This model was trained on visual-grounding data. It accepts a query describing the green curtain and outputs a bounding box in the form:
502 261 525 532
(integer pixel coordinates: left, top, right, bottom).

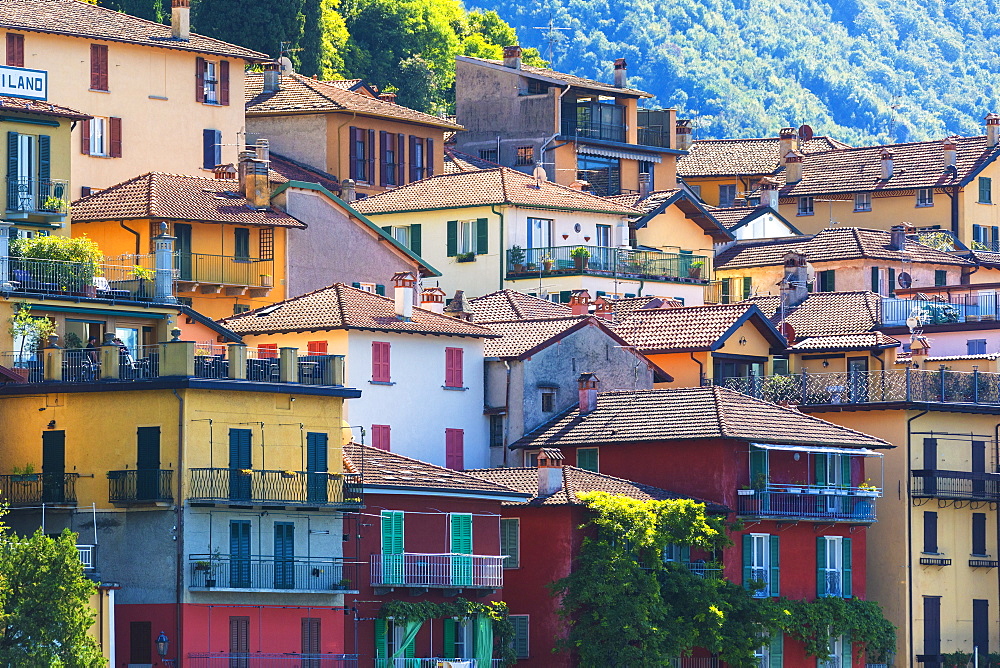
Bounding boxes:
390 620 422 660
474 614 493 667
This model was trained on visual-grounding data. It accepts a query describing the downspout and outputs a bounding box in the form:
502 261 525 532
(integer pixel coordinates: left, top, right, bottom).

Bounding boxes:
945 182 960 237
906 409 929 667
119 221 142 256
689 352 704 386
539 86 574 178
172 389 186 665
491 204 505 289
502 360 512 467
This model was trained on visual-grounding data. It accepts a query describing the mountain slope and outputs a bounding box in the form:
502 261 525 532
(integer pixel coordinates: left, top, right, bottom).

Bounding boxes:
475 0 1000 145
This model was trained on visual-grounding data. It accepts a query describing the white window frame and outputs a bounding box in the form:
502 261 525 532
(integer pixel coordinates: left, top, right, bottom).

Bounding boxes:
453 618 474 658
750 533 770 598
458 220 477 254
917 188 934 207
390 226 409 248
798 196 814 215
386 619 405 657
596 224 612 247
90 117 108 157
526 217 553 249
818 633 846 668
203 60 219 104
663 543 682 563
854 193 871 212
358 282 376 293
823 536 844 597
755 638 770 667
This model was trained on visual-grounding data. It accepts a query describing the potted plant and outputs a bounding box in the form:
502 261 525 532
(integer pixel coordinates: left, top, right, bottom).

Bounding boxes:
11 463 38 483
132 265 155 299
239 468 253 476
751 472 770 492
41 196 67 213
259 274 273 287
10 234 102 294
570 246 591 270
687 260 704 279
542 254 554 272
194 560 211 572
509 245 525 272
7 302 54 379
857 480 879 497
336 578 352 590
281 470 297 479
456 251 476 263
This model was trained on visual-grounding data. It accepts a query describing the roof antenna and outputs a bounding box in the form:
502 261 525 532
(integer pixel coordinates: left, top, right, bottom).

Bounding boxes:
532 16 570 64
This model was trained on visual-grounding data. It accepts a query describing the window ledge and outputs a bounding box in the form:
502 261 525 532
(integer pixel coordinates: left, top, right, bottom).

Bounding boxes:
916 203 934 208
978 202 995 205
148 95 168 101
88 89 110 94
797 212 814 216
442 385 468 391
369 380 395 386
853 209 871 213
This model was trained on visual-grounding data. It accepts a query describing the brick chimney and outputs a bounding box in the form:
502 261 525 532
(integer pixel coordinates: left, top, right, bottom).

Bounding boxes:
880 148 894 180
578 372 600 414
593 296 613 320
244 158 270 209
420 286 446 314
392 271 416 321
759 176 780 208
889 224 915 251
171 0 190 41
341 178 356 202
379 93 397 104
784 150 804 183
613 58 627 88
537 448 564 497
943 137 957 169
569 289 591 315
569 179 590 191
676 119 693 151
503 45 522 70
778 128 798 165
987 113 1000 148
263 62 281 93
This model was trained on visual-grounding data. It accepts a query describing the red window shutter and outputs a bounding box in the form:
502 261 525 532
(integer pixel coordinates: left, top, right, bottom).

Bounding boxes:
6 34 24 68
372 341 390 382
426 137 434 176
445 429 464 470
372 425 391 451
445 347 463 388
195 57 205 103
219 60 230 106
307 341 328 355
367 129 376 184
379 131 388 187
90 44 108 91
397 133 406 185
259 343 278 359
108 117 122 158
80 120 91 156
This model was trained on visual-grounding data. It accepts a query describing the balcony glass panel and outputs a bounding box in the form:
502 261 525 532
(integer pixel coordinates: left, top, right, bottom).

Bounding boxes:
561 101 626 143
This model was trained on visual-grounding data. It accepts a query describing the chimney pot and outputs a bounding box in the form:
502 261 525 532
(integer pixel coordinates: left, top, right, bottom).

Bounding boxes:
889 224 912 251
942 137 957 169
577 372 600 414
341 178 356 203
392 272 416 320
443 290 472 321
593 297 613 320
784 150 804 183
378 93 397 104
254 138 270 164
214 163 237 180
613 58 627 88
569 289 591 316
986 113 1000 148
778 127 799 165
263 62 281 93
536 448 564 496
759 176 780 208
503 45 522 70
244 158 270 209
675 119 693 151
171 0 190 41
420 286 447 314
880 148 894 180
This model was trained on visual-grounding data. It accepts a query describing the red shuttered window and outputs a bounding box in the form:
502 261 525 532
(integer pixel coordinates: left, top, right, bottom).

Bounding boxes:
307 341 328 355
6 34 24 68
372 341 391 382
90 44 109 91
108 117 122 158
195 56 205 102
372 424 391 451
258 343 278 359
445 347 463 388
445 428 464 470
219 60 230 105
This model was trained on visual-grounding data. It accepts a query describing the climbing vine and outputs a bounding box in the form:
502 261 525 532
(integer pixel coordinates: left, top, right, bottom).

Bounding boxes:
378 598 516 666
771 596 896 663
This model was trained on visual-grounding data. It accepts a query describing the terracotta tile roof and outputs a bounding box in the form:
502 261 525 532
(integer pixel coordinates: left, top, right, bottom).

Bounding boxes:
458 56 652 98
510 386 890 450
613 303 782 353
780 136 1000 196
268 152 341 194
343 443 526 498
352 167 643 216
608 189 684 215
219 282 496 337
677 136 850 177
483 316 593 358
714 227 972 270
705 206 760 230
324 79 363 90
609 296 680 322
790 331 901 351
71 172 305 227
746 292 883 338
926 353 1000 361
443 148 501 174
0 96 89 120
0 0 267 59
468 290 572 323
962 249 1000 267
245 73 463 129
465 465 726 509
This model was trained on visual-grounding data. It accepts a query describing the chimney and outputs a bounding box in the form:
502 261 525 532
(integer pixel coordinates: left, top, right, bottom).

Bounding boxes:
613 58 627 88
780 252 809 309
244 158 270 209
759 176 780 208
943 137 957 169
214 163 237 180
171 0 190 41
443 290 472 321
889 224 916 252
778 128 798 165
569 179 590 191
577 372 600 415
341 178 356 202
639 172 651 198
392 271 416 320
880 148 894 180
593 297 613 320
254 138 270 164
263 62 281 93
784 150 804 183
987 113 1000 148
503 45 522 70
237 149 255 195
676 119 693 151
569 289 591 316
378 93 397 104
420 286 446 314
537 448 565 497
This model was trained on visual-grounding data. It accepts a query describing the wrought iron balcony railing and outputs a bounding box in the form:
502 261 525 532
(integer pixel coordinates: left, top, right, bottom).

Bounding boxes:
0 472 78 505
3 255 157 301
748 566 769 598
911 469 1000 501
736 487 878 523
188 468 362 507
375 660 503 668
370 553 506 589
174 253 274 288
6 177 69 215
821 570 843 597
189 554 356 591
108 469 173 504
506 245 710 284
188 653 358 668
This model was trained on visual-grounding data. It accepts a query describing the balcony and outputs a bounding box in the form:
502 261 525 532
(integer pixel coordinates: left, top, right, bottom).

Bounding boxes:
719 368 1000 406
637 127 671 149
188 554 356 593
506 246 711 284
187 468 362 508
188 654 358 668
3 256 160 301
370 553 505 591
172 253 274 296
561 119 626 144
77 544 96 572
107 469 173 504
0 472 78 506
736 487 878 523
911 470 1000 501
6 177 69 220
881 295 999 327
375 660 503 668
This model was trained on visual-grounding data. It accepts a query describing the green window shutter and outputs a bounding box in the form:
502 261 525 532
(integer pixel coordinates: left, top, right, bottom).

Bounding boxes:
476 218 488 254
981 177 993 203
447 220 458 256
769 633 783 668
38 135 50 184
935 269 947 287
871 267 879 293
816 537 827 597
680 544 692 564
511 615 530 658
375 284 385 296
742 276 752 299
888 268 896 295
721 278 731 304
443 618 456 658
828 270 836 291
814 454 827 486
842 537 852 598
840 455 851 488
750 447 767 482
742 534 752 589
576 448 598 472
351 282 361 289
7 131 17 184
381 225 392 235
841 632 852 668
405 635 415 659
410 224 422 256
375 618 386 658
381 510 404 554
769 535 780 597
450 513 473 554
501 518 519 568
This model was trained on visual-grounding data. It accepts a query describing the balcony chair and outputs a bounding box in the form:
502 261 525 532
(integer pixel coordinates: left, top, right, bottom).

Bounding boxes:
93 276 130 299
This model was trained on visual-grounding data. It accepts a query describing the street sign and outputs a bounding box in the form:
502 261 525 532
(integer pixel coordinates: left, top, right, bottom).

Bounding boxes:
0 65 47 101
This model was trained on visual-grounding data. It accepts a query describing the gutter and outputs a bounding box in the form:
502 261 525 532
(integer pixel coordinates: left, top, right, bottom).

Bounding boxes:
172 389 186 665
906 409 928 667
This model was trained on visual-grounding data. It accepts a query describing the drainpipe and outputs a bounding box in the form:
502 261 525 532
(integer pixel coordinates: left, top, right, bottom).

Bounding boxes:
944 183 960 237
538 86 574 179
119 221 142 256
334 111 359 186
689 352 704 386
172 389 186 664
906 409 929 667
502 360 512 467
491 204 505 289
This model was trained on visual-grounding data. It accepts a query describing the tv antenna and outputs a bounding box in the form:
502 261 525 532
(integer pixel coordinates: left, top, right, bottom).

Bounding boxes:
532 18 570 64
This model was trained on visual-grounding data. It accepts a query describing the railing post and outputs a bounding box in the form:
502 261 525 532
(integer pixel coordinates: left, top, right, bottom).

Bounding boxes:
279 347 298 383
905 365 911 402
100 335 120 380
159 328 194 377
227 344 247 380
800 369 808 404
43 339 63 382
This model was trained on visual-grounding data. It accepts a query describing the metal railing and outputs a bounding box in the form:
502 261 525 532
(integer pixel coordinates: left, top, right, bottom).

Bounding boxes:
669 659 720 668
911 470 1000 501
687 561 723 580
107 469 173 503
187 468 362 507
188 653 358 668
0 472 78 505
506 245 711 283
4 256 157 300
77 544 96 571
298 355 345 386
370 553 505 589
561 119 626 143
821 570 843 597
174 253 274 287
736 488 878 522
638 127 671 148
0 350 42 381
375 660 503 668
748 566 769 597
881 296 988 326
189 554 355 591
6 177 69 215
720 369 1000 406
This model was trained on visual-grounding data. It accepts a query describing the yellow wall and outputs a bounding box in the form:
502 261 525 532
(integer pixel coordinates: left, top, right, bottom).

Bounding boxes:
87 586 114 663
2 111 74 232
648 350 709 388
714 320 776 363
635 204 717 259
683 174 762 207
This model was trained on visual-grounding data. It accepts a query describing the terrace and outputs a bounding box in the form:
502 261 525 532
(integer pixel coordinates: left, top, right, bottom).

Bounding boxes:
187 468 362 508
506 245 710 284
881 295 994 327
0 472 78 506
188 554 357 593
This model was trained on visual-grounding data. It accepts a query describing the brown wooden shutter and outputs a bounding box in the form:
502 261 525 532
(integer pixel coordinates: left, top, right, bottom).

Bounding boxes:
409 135 418 181
219 60 230 106
379 130 388 186
229 616 250 653
367 129 375 184
348 126 358 180
91 44 109 91
195 57 205 103
109 117 122 158
80 120 91 155
426 137 434 176
6 34 24 68
397 133 406 185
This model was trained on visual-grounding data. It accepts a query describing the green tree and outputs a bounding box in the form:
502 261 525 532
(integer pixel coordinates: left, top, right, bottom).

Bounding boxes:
461 10 545 66
0 522 105 667
96 0 163 22
298 0 349 79
191 0 305 60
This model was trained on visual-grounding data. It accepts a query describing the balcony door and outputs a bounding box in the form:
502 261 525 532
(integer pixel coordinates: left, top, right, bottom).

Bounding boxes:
815 453 849 514
136 426 160 501
973 440 986 497
229 616 249 668
41 430 65 503
381 510 405 585
450 513 473 587
526 217 552 251
273 522 294 589
7 131 40 212
228 428 252 501
174 223 192 281
846 357 868 402
229 520 251 588
306 432 328 504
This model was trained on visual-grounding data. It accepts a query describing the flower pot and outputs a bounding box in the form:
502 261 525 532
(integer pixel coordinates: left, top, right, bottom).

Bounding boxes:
513 264 524 273
204 578 216 587
543 260 554 272
574 256 588 270
688 267 702 279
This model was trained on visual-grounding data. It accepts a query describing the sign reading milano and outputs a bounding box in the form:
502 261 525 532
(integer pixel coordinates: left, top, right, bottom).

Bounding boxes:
0 65 47 101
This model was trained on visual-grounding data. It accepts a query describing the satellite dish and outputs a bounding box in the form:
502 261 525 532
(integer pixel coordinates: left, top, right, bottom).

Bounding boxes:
533 164 546 182
798 124 814 141
906 316 920 332
779 321 796 344
898 272 913 288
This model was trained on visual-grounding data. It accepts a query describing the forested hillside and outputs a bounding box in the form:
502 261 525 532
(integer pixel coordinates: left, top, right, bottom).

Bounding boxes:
475 0 1000 145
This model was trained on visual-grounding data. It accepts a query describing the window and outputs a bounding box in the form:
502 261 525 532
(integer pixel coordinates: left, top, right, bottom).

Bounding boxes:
576 447 598 472
596 224 612 247
501 518 519 569
756 634 783 667
450 513 472 560
6 33 24 68
234 228 250 260
577 154 621 196
526 77 548 94
816 269 836 292
307 341 328 355
409 136 426 181
372 424 390 451
924 597 941 664
371 341 390 382
452 618 474 658
259 227 274 260
821 634 850 668
447 219 487 256
489 414 504 447
968 339 987 355
689 184 702 199
350 127 374 182
974 600 990 658
526 217 552 249
718 184 737 207
924 510 938 553
381 510 404 555
980 177 993 204
797 196 814 215
524 451 539 467
541 390 555 413
854 193 871 212
515 146 534 166
196 57 229 105
638 161 655 190
90 44 108 91
973 513 988 556
301 618 321 660
233 303 250 314
870 267 881 294
720 277 732 304
479 148 498 163
743 533 778 597
445 428 464 469
933 269 947 287
82 116 121 158
129 621 152 663
772 357 789 375
202 129 221 169
817 536 851 598
203 60 218 103
510 615 530 659
445 347 464 388
918 188 934 206
379 131 403 186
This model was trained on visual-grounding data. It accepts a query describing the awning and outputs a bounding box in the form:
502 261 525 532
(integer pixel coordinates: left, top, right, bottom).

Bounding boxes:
751 443 883 457
577 145 662 163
